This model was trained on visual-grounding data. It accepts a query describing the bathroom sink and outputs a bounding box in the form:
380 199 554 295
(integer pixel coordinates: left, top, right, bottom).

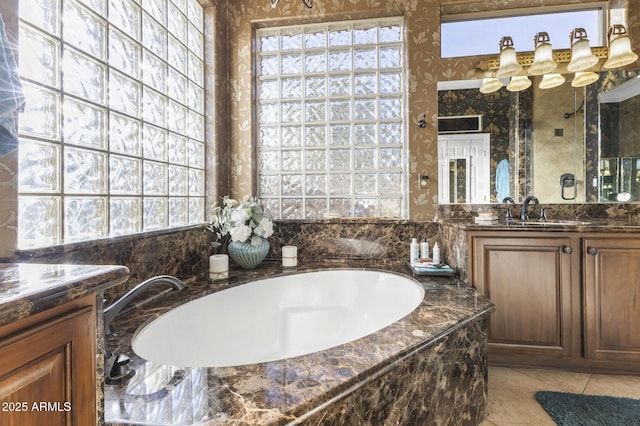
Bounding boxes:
510 219 591 226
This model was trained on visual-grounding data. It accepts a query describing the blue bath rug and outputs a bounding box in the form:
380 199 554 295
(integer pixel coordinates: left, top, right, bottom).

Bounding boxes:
535 390 640 426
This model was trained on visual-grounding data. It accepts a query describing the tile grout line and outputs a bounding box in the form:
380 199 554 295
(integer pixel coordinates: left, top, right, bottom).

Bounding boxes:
581 374 593 394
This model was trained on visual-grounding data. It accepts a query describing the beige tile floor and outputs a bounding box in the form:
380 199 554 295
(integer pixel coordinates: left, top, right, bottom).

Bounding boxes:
481 366 640 425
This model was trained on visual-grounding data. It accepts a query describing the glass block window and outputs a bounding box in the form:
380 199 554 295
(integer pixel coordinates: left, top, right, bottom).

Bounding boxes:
17 0 206 248
256 18 406 219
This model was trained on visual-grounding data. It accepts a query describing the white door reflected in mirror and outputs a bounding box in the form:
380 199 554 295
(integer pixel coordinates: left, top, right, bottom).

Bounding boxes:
438 134 490 204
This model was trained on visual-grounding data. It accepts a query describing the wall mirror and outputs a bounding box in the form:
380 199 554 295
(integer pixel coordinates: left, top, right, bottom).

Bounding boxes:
437 68 640 204
596 71 640 202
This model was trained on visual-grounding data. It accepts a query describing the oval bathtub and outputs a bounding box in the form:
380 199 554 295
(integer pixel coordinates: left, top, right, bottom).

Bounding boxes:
132 269 425 368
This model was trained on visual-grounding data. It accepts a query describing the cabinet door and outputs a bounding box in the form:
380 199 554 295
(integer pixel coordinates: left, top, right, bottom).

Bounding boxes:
0 305 95 426
583 237 640 363
471 235 574 360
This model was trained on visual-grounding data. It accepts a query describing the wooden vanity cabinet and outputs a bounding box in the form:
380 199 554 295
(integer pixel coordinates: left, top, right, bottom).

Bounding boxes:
470 231 640 373
469 233 578 365
583 236 640 369
0 295 97 426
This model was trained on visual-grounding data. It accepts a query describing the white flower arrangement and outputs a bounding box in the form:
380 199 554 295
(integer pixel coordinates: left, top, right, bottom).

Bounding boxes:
207 196 274 250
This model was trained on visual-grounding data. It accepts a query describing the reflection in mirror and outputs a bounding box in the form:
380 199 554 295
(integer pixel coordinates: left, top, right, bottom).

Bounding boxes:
598 73 640 201
449 158 467 203
437 77 583 204
438 69 640 205
530 80 585 204
437 133 490 203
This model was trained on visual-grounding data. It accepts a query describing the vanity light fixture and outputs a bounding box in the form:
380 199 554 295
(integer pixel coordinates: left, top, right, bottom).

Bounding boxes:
506 75 532 92
270 0 313 8
479 77 504 93
528 32 557 75
479 24 639 94
496 37 523 78
539 73 566 89
567 28 599 72
604 24 639 69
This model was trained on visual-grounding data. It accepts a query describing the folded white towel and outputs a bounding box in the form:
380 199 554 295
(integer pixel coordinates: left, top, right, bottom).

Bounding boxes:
475 217 499 224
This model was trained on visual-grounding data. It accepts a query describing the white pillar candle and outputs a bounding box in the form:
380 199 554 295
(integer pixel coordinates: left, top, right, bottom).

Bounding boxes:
209 254 228 281
282 245 297 268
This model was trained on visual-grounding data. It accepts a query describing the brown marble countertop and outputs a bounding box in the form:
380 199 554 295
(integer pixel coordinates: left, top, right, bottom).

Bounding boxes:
104 261 494 426
441 218 640 233
0 263 130 327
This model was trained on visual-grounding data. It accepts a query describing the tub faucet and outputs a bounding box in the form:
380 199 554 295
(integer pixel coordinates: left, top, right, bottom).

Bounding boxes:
104 275 184 358
520 195 539 220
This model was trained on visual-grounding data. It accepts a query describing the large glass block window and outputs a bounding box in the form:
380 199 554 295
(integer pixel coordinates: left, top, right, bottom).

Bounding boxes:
256 18 406 219
17 0 206 248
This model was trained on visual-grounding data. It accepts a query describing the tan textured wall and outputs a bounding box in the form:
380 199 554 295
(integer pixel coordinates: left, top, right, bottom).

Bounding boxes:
225 0 638 220
227 0 470 221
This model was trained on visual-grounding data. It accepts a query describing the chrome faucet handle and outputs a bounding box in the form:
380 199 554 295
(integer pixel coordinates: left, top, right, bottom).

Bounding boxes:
505 207 513 220
539 206 550 220
501 197 515 220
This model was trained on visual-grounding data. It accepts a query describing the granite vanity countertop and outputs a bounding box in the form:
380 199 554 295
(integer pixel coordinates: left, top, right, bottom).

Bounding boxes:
442 217 640 233
104 261 494 426
0 263 130 327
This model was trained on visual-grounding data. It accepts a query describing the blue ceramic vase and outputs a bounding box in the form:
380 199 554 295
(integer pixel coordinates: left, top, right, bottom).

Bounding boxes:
227 237 270 269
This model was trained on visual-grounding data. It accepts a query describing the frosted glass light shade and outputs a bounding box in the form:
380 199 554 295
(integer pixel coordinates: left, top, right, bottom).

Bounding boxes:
479 77 503 93
567 37 599 72
528 34 557 75
539 73 565 89
496 37 522 78
496 47 522 78
507 76 531 92
571 71 599 87
604 34 639 68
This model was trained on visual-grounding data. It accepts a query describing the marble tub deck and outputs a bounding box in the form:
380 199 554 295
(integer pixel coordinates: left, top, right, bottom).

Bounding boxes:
104 261 494 425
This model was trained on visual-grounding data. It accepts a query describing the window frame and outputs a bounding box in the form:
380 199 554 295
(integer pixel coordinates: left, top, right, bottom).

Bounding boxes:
440 2 608 58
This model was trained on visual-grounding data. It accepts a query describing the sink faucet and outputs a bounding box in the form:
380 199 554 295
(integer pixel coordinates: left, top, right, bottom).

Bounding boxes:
104 275 184 358
502 197 515 220
520 195 539 220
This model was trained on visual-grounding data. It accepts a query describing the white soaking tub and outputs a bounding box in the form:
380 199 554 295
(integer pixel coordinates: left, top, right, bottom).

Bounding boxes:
132 269 425 367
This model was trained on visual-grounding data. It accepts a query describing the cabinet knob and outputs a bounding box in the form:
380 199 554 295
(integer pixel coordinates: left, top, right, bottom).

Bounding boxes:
562 246 573 254
588 247 598 255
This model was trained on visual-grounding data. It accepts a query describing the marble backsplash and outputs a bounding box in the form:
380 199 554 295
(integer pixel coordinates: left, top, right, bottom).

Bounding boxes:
8 202 638 301
7 226 212 304
269 218 441 263
438 202 640 221
5 219 446 303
